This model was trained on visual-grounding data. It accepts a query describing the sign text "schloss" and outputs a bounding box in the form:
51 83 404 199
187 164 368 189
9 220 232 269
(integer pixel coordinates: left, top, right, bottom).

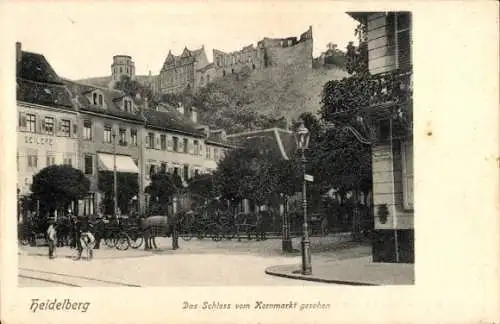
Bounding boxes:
25 135 54 146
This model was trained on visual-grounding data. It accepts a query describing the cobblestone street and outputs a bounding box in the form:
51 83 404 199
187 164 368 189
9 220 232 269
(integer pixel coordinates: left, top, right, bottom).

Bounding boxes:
18 235 370 286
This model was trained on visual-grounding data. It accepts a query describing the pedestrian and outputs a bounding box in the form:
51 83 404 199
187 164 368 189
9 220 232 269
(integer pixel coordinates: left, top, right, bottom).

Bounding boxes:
47 219 57 259
75 216 95 260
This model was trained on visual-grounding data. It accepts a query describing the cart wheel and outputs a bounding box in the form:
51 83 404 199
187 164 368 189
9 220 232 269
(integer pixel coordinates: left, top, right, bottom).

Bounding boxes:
130 234 143 249
115 233 130 251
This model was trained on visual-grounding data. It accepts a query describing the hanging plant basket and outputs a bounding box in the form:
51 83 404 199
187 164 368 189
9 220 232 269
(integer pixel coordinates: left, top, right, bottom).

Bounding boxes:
377 204 389 224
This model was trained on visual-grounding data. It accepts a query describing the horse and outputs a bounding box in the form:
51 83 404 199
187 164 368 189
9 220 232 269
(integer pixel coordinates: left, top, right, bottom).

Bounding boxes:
140 215 173 250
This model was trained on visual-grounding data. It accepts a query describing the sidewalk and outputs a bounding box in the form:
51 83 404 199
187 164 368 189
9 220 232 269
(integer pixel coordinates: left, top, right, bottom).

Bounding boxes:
265 256 414 285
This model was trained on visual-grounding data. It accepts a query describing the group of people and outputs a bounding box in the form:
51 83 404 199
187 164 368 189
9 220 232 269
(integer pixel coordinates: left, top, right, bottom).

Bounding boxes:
46 211 96 260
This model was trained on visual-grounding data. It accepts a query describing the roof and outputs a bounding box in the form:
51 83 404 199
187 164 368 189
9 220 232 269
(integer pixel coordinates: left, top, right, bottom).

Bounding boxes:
227 128 296 160
163 47 205 68
64 80 144 122
17 78 75 109
196 63 214 73
17 51 64 84
346 11 376 22
206 130 238 148
142 107 205 137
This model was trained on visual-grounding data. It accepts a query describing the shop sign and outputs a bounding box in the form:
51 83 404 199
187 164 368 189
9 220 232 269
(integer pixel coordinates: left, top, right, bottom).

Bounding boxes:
24 135 54 146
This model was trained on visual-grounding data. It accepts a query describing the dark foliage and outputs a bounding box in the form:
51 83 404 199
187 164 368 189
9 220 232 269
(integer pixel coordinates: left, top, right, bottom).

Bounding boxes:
31 165 90 216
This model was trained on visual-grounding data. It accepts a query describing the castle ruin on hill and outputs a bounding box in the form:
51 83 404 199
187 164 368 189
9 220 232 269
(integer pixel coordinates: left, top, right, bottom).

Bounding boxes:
108 26 313 96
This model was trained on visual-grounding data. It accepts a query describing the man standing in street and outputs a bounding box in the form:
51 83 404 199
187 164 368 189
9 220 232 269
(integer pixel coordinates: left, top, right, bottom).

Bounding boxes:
46 219 57 259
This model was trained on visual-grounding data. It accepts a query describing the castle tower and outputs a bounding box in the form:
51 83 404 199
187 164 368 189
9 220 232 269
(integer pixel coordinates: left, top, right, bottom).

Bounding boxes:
111 55 136 82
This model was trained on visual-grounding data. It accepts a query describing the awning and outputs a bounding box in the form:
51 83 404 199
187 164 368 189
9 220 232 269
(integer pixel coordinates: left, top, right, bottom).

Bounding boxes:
97 153 139 173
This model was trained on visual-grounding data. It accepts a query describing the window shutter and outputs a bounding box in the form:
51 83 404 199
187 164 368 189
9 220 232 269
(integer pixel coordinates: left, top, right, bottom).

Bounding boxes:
19 112 27 128
189 140 194 155
54 119 60 136
199 143 203 156
35 114 42 133
73 124 78 137
167 136 173 151
145 135 149 148
156 135 160 150
145 163 150 179
41 119 46 132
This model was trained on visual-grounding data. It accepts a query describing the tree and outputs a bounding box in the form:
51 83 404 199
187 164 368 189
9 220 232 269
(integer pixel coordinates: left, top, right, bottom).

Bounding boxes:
114 75 154 102
31 165 90 217
98 172 139 215
345 23 368 75
188 173 218 202
145 172 182 215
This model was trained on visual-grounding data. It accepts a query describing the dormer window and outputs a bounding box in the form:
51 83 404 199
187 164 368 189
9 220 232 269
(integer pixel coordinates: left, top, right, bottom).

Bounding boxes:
98 94 103 106
93 93 97 105
123 99 133 112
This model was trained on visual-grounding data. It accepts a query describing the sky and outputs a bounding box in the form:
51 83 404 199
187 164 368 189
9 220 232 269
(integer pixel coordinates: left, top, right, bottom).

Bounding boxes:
8 1 358 80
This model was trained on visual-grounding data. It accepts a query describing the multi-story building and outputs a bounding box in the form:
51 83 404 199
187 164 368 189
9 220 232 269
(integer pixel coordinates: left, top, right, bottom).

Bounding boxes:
65 81 145 216
16 43 80 220
158 46 210 94
347 11 413 263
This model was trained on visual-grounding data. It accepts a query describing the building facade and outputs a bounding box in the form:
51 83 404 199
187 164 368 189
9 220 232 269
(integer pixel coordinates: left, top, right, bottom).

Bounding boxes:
158 46 210 94
111 55 136 82
16 45 82 221
65 81 145 216
348 12 413 263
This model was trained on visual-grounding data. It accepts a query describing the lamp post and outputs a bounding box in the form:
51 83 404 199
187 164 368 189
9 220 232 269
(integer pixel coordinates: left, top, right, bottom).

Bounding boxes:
281 193 293 253
112 131 118 219
294 120 312 275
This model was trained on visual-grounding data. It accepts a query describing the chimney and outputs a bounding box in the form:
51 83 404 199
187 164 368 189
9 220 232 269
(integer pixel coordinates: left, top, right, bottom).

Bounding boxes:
16 42 22 75
191 106 198 124
177 102 184 115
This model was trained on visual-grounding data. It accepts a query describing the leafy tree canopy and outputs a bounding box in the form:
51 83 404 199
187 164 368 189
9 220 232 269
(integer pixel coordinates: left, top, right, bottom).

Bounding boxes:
98 171 139 215
31 165 90 214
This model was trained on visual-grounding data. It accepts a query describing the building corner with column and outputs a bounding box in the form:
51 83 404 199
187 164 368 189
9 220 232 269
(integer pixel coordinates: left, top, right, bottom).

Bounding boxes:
347 11 414 263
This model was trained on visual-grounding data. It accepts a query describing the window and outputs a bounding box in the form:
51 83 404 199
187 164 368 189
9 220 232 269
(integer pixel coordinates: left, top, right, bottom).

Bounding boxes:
160 134 167 150
173 136 179 152
183 138 188 153
98 94 103 106
396 12 412 70
83 120 92 140
104 126 112 143
60 119 71 137
63 154 72 166
148 132 155 149
402 140 414 210
119 128 127 146
46 153 55 166
160 163 167 173
194 169 200 177
130 129 137 145
26 114 36 133
183 165 189 180
193 140 199 155
149 165 156 178
173 167 179 176
27 153 38 168
43 117 54 134
93 93 97 105
84 155 93 175
120 67 123 73
214 148 219 160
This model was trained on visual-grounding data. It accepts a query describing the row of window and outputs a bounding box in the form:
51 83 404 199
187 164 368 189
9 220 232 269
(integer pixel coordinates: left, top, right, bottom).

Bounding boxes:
18 152 74 169
19 113 75 137
145 162 203 181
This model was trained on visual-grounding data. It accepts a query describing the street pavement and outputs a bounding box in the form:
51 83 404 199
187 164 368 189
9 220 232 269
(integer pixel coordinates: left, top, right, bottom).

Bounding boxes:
18 234 370 287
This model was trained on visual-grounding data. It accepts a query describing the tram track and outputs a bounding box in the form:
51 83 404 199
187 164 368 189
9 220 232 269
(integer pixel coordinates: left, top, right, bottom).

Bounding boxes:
19 268 141 287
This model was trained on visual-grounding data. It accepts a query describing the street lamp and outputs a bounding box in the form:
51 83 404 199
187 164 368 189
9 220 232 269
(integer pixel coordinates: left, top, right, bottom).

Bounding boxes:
112 131 118 219
294 120 312 275
281 192 293 253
